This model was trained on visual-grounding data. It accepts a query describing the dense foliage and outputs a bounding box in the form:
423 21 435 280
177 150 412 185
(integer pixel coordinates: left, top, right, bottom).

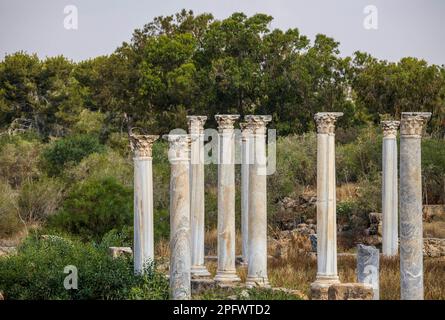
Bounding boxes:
0 10 444 138
0 234 169 299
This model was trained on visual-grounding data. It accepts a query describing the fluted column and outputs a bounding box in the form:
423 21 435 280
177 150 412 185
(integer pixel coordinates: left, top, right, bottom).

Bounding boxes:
214 114 241 283
240 122 252 266
381 121 400 256
165 134 191 300
130 134 159 275
311 112 343 290
245 115 272 288
187 116 211 278
399 112 431 300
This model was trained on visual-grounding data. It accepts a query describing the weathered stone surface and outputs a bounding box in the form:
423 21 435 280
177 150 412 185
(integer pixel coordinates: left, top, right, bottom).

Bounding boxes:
0 291 4 300
0 246 16 257
130 134 158 275
214 114 241 283
357 244 379 300
109 247 133 259
191 278 216 295
381 121 400 257
165 134 192 300
309 234 317 252
399 112 431 300
312 112 342 287
245 115 272 288
310 282 330 300
327 283 373 300
423 238 445 258
188 116 211 278
240 122 252 266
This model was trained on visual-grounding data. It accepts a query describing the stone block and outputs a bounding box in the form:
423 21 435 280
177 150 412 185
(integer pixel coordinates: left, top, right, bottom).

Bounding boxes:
328 283 373 300
108 246 133 258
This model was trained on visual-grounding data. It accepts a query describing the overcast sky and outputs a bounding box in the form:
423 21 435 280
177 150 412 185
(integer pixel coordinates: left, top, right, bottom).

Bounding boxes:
0 0 444 65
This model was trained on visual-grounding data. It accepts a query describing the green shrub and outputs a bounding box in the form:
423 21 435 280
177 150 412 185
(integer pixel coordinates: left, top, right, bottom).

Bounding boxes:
0 181 21 237
18 177 64 223
42 134 105 176
0 138 42 188
66 150 133 187
0 234 169 300
422 138 445 204
48 177 132 241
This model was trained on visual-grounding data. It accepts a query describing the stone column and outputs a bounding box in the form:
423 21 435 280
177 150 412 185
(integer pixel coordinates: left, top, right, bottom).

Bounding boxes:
165 134 192 300
399 112 431 300
357 244 380 300
130 134 159 275
187 116 211 278
311 112 343 293
381 121 400 256
239 122 252 266
214 114 241 283
245 115 272 288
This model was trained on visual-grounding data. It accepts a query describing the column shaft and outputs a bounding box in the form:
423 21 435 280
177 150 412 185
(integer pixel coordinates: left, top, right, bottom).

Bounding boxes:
240 123 251 266
381 121 400 256
130 134 158 275
245 115 271 287
188 116 210 277
214 115 240 283
312 112 342 288
399 112 430 300
166 135 191 300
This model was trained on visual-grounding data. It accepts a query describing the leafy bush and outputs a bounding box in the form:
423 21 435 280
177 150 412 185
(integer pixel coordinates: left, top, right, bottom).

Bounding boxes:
42 134 105 176
0 234 169 300
0 181 21 237
48 177 132 241
422 138 445 204
0 137 43 188
18 177 64 223
66 150 133 187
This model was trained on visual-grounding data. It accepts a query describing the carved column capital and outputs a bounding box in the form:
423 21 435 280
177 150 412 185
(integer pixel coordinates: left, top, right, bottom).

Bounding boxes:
129 134 159 159
400 112 431 137
163 134 190 162
314 112 343 134
240 122 253 141
215 114 240 132
381 121 400 139
245 115 272 135
187 116 207 135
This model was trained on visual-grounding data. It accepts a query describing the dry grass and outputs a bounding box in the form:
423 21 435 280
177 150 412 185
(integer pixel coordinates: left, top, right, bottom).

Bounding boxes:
424 221 445 238
155 228 445 300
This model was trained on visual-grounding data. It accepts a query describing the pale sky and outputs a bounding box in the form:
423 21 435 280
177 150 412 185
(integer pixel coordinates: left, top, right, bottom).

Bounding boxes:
0 0 444 65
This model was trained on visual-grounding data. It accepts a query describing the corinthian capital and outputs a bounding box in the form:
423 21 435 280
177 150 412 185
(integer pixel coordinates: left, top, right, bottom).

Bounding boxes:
129 134 159 158
215 114 240 131
314 112 343 134
400 112 431 137
187 116 207 134
381 121 400 138
163 134 190 162
244 115 272 135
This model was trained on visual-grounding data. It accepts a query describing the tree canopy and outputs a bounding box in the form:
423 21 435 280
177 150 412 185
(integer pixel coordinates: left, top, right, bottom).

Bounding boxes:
1 9 444 138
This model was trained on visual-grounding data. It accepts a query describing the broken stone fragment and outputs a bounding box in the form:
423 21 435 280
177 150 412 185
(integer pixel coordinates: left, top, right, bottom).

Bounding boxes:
328 283 373 300
108 247 133 258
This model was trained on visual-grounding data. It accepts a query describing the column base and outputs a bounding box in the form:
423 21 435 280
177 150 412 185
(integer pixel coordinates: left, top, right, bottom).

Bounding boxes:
191 265 211 278
214 271 241 283
246 276 270 288
310 276 340 300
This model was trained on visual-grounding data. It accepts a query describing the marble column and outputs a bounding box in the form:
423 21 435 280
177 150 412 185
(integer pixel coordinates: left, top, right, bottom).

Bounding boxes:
245 115 272 288
381 121 400 256
214 114 241 283
130 134 159 275
165 134 192 300
240 122 252 266
399 112 431 300
311 112 343 290
357 244 380 300
187 116 211 278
